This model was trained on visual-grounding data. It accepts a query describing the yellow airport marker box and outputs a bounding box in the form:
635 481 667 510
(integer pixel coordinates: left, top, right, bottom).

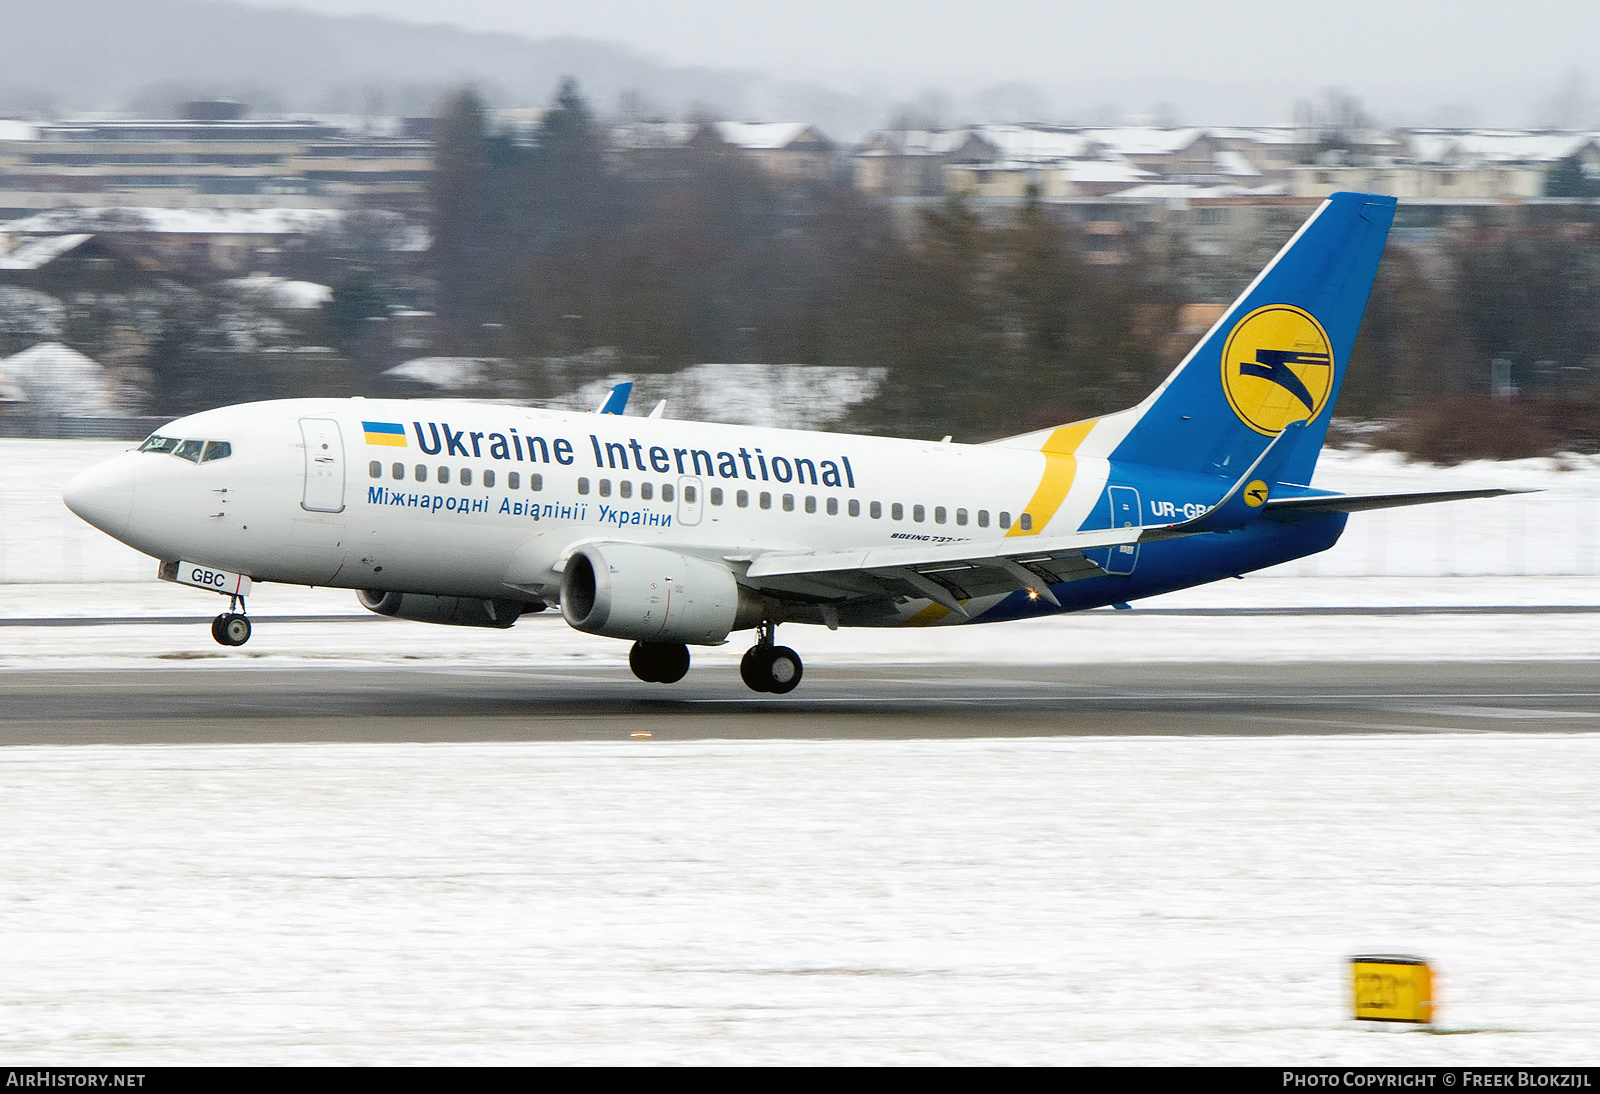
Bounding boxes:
1351 955 1435 1024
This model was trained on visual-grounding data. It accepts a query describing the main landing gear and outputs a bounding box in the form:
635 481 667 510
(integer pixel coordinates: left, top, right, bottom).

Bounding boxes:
629 640 691 683
210 595 252 647
740 621 802 695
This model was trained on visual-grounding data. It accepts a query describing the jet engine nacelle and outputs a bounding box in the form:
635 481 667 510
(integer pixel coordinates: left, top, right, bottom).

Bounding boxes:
560 542 760 645
357 589 537 629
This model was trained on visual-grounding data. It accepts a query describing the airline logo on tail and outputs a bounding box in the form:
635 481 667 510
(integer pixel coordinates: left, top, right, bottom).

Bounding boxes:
1220 305 1335 435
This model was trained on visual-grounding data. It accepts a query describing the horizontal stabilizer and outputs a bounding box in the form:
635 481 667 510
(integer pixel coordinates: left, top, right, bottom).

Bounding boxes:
1147 421 1305 538
1263 488 1534 515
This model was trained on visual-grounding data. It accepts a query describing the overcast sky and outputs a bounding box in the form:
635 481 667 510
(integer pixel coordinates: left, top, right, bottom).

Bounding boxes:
228 0 1600 125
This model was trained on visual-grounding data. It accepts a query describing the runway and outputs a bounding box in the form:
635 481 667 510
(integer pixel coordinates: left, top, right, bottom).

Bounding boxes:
4 660 1599 744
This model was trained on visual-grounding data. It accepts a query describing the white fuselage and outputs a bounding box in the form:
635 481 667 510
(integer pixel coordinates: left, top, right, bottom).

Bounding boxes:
66 397 1149 626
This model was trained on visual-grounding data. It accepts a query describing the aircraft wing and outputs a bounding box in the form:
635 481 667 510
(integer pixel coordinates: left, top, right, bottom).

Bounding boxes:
740 526 1142 614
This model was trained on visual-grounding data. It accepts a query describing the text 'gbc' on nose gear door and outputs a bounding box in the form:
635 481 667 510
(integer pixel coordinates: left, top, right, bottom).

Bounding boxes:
299 418 346 513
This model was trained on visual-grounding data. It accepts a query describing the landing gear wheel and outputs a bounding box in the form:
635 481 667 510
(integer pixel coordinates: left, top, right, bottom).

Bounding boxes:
213 612 251 647
740 647 772 693
630 641 691 684
740 644 803 694
764 646 803 694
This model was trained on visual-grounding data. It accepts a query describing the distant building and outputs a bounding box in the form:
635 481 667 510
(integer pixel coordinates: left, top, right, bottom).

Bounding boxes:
0 207 344 277
853 128 974 198
609 120 836 185
0 112 432 218
710 122 836 184
1290 129 1600 200
0 231 162 289
858 124 1302 204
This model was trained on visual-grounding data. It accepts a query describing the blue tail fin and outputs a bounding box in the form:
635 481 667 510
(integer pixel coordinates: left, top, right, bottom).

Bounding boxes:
1111 192 1396 485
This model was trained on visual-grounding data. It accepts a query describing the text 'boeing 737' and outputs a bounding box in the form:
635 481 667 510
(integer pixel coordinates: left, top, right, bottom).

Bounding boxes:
64 193 1524 692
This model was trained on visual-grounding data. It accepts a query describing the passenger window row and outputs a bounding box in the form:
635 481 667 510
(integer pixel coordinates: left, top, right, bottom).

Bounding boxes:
139 435 232 464
369 462 1031 529
576 478 678 503
367 462 544 491
718 488 1019 529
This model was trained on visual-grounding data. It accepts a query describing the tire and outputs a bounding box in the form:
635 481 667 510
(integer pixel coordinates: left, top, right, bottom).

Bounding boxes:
631 641 691 684
740 647 772 693
629 641 660 682
210 614 227 645
219 613 251 647
765 646 803 694
655 644 690 684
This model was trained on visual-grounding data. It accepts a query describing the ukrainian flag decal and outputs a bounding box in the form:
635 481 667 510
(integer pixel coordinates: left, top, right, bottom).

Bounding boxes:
362 421 407 447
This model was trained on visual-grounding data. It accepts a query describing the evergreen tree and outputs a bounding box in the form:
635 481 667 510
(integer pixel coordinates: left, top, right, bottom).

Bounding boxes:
429 88 494 340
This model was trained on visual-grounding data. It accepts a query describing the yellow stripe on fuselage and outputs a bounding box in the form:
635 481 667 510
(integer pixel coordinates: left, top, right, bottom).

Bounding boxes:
365 432 408 447
1006 418 1097 537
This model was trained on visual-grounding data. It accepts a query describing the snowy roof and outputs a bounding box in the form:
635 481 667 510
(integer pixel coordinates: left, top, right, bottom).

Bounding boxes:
857 129 974 157
1214 150 1262 177
0 234 92 270
1402 130 1599 165
0 120 38 142
969 125 1098 162
0 341 118 415
223 273 331 310
384 357 508 392
1058 159 1155 183
1210 126 1314 145
1100 181 1289 200
954 158 1153 183
1075 127 1208 156
714 122 829 151
0 208 341 236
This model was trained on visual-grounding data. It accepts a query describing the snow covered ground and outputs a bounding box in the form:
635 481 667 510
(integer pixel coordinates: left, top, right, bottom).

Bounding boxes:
1 735 1596 1065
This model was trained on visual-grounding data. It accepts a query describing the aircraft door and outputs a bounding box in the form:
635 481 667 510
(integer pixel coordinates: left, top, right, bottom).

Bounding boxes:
299 418 346 513
1105 485 1141 576
676 476 703 527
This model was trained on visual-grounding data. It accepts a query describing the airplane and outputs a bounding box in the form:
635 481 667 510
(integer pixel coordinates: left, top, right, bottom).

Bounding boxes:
64 192 1522 693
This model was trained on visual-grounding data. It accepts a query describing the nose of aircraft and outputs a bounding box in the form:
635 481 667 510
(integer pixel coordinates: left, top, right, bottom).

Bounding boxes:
63 454 136 540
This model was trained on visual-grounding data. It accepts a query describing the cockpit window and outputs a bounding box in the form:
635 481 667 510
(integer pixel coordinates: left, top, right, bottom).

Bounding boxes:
140 435 232 464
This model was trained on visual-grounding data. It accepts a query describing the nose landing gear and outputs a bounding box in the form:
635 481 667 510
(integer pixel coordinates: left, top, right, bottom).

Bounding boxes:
740 621 802 694
211 595 252 647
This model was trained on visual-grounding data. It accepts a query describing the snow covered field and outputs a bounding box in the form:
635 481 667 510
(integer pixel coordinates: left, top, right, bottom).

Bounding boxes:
2 735 1596 1065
